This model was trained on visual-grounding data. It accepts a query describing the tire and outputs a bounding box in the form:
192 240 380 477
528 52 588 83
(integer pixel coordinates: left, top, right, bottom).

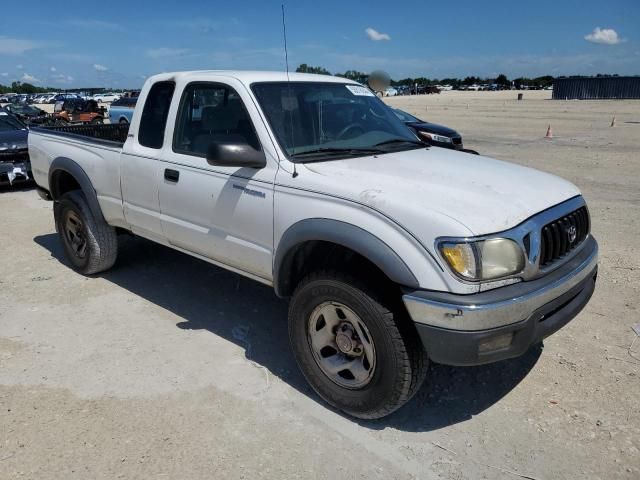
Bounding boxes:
91 117 103 125
119 118 129 124
54 190 118 275
288 271 428 419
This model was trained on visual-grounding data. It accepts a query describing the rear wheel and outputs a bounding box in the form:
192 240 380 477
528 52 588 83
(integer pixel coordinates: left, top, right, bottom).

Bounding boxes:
288 271 428 419
54 190 118 275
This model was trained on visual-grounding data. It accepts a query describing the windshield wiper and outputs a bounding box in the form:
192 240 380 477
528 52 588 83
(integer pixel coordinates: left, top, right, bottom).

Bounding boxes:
290 146 385 158
374 138 426 148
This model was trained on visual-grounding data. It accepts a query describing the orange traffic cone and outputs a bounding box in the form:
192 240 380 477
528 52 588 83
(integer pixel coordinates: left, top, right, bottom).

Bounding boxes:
610 115 616 127
545 125 553 139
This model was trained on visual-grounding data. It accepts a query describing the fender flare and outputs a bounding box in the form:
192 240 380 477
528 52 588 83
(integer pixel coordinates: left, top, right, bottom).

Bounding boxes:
48 157 105 222
273 218 419 297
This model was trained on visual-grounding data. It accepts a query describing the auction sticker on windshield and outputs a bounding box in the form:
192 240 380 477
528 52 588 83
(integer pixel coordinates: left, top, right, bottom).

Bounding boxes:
345 85 374 96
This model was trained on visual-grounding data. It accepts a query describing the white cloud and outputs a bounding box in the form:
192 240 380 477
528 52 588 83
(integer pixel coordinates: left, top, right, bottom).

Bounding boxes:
93 64 109 72
16 64 23 70
0 37 41 55
1 72 8 77
365 27 390 41
146 47 190 59
584 27 623 45
21 73 40 83
50 66 57 72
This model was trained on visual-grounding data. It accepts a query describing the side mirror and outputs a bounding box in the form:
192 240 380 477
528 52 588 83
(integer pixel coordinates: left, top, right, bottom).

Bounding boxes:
206 141 266 168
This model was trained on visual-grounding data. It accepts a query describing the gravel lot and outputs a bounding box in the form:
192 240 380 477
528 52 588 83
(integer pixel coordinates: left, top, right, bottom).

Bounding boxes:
1 90 639 479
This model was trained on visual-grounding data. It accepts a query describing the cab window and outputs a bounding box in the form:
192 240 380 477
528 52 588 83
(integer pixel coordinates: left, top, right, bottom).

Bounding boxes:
173 83 260 157
138 81 175 149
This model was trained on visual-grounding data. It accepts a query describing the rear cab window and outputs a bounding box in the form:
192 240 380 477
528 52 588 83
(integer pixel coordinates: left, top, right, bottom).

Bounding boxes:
138 81 176 149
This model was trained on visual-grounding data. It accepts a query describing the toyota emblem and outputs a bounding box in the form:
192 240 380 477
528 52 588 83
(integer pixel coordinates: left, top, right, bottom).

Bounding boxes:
567 225 577 243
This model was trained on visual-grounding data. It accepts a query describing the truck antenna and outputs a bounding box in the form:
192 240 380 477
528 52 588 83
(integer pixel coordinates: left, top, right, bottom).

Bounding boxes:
281 3 298 177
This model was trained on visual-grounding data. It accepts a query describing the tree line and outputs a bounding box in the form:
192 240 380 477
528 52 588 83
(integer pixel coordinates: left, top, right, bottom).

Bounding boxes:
295 65 627 89
3 68 627 94
0 81 54 94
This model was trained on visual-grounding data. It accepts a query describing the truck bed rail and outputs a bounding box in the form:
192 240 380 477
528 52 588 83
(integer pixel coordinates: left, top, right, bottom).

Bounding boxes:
34 123 129 147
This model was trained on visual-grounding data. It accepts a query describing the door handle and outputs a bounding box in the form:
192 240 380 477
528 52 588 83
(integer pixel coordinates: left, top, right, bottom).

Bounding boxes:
164 168 180 182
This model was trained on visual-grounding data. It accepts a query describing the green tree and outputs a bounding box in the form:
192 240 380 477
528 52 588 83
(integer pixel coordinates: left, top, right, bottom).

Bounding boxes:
295 64 331 75
335 70 368 84
495 74 509 87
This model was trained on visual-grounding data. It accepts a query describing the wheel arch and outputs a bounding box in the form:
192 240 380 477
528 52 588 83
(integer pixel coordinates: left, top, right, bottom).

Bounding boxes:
273 218 419 298
48 157 105 223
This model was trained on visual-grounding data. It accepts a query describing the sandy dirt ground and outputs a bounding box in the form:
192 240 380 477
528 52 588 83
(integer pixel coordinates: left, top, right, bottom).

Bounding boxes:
1 90 639 479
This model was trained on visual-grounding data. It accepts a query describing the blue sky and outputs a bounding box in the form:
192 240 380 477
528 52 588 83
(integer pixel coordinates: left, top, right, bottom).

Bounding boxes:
1 0 638 88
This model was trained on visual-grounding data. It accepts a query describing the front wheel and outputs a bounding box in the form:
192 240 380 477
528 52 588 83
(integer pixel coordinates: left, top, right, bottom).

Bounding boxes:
288 271 428 419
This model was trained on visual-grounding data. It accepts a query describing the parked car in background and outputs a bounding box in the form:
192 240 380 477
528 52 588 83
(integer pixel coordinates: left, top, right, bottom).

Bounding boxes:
384 87 398 97
2 104 50 125
40 94 57 104
53 99 106 124
47 94 80 104
0 111 31 186
9 94 29 104
30 94 47 104
121 90 141 98
93 92 120 103
392 108 478 153
417 85 440 94
108 96 137 124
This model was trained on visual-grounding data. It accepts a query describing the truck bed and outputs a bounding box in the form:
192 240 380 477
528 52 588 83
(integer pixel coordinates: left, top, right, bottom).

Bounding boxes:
33 123 129 148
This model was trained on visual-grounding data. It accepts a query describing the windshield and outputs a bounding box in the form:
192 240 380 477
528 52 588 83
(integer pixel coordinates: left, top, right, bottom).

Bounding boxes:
11 105 41 115
251 82 422 161
0 113 24 131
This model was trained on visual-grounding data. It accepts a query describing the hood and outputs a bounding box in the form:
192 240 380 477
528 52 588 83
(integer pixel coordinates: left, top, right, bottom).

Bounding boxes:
407 121 459 138
0 129 28 151
296 147 581 238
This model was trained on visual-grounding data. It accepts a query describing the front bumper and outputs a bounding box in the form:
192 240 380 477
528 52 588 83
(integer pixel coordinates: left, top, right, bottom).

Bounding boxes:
0 160 31 186
403 236 598 366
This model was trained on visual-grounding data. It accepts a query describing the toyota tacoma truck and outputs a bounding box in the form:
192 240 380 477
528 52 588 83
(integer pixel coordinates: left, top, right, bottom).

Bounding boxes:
28 71 598 419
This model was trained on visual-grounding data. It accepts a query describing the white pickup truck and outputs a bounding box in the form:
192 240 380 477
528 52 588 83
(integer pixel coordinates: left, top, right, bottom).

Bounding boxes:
29 71 598 419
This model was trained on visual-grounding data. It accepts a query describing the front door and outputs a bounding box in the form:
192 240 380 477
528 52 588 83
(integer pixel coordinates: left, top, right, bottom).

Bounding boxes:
157 80 277 281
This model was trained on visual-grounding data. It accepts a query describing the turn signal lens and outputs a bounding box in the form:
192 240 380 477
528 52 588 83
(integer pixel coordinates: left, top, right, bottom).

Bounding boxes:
440 243 477 279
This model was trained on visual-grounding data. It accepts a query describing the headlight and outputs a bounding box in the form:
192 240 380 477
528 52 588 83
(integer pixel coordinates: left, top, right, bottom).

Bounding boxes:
419 131 452 143
439 238 525 281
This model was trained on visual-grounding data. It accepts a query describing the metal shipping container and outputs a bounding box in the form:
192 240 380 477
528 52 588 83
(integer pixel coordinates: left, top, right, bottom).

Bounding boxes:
553 77 640 100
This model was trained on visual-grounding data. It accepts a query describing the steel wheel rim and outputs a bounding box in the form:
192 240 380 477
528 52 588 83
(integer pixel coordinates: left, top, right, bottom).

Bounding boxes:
63 210 87 259
307 301 376 389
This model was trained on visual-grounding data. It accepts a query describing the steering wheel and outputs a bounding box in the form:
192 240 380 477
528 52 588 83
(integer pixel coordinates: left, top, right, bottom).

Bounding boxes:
337 123 365 140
